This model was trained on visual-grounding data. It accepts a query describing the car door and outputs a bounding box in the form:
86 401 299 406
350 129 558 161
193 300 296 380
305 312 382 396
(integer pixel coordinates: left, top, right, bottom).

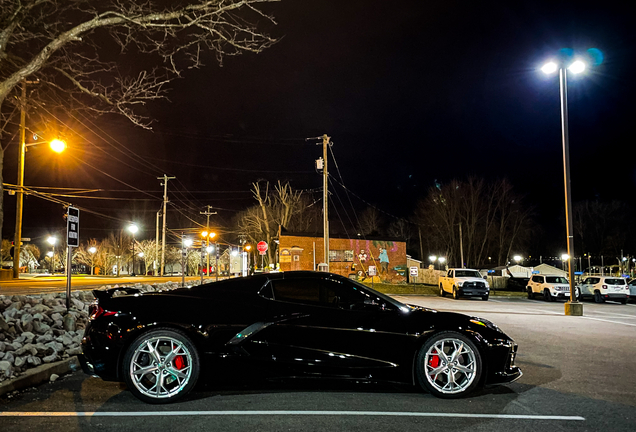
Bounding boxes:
579 278 590 296
531 275 543 293
247 275 412 379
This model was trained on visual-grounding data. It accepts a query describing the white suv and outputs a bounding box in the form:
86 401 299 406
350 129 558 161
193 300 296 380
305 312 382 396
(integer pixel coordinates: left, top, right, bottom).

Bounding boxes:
575 276 629 304
526 274 570 301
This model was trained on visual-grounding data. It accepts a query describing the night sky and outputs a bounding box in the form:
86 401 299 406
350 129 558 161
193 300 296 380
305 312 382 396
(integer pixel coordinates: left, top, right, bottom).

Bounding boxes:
3 0 635 257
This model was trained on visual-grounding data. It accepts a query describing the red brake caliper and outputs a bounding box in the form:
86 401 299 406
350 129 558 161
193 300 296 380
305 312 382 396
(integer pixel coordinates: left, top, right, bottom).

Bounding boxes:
174 355 186 370
428 354 440 368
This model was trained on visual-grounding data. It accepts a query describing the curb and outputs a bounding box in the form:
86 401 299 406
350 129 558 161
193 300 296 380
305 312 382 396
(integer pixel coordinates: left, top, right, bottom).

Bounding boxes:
0 356 80 397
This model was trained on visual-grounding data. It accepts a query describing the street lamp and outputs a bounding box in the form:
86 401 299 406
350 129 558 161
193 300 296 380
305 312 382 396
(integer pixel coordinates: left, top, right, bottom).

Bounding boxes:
429 255 437 270
438 257 446 270
201 231 216 279
46 236 57 274
128 224 139 276
12 133 66 279
88 246 97 275
541 55 588 316
513 255 522 264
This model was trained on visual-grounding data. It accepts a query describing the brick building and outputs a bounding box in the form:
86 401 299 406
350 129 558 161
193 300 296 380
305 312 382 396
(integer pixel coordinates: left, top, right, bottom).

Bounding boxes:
278 233 408 282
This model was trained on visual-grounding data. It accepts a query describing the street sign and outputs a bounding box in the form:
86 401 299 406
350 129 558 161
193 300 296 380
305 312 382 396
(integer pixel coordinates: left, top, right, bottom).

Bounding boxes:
257 241 268 255
368 266 376 276
67 207 79 247
410 266 419 276
20 238 31 242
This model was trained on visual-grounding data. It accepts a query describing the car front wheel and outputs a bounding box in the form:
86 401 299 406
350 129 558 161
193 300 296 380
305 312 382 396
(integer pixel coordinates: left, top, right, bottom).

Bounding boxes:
543 288 553 302
453 286 459 300
123 328 200 404
416 331 482 399
440 284 446 297
527 287 533 299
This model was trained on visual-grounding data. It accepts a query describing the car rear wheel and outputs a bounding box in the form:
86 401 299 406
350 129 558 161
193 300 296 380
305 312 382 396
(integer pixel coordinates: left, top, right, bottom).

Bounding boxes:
416 331 482 399
123 328 200 404
620 298 627 305
543 288 553 302
594 291 604 304
526 287 533 299
453 286 459 300
440 284 446 297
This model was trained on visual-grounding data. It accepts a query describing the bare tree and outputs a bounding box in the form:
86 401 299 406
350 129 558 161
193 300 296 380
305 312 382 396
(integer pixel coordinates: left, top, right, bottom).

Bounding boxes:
414 177 533 268
136 239 157 275
358 207 384 236
1 239 11 262
0 0 279 239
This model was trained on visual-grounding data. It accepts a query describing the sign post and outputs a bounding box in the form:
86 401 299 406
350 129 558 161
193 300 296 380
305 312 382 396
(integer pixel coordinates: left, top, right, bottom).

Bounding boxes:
257 241 268 271
65 207 79 311
368 265 376 289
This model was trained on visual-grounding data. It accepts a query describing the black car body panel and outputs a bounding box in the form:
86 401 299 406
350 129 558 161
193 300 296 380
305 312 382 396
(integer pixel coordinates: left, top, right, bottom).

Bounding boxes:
81 271 521 390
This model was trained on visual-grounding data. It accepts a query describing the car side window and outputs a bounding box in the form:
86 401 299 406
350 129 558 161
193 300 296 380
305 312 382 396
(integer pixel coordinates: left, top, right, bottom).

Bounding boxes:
532 275 543 283
270 278 321 305
590 277 600 284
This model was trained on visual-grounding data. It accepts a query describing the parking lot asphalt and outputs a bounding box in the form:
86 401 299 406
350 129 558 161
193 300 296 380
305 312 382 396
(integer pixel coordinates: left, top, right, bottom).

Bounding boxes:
1 295 635 432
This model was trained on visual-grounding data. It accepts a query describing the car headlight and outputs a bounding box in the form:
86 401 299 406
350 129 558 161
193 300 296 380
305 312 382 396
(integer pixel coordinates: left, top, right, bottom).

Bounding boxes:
457 282 464 287
470 317 503 333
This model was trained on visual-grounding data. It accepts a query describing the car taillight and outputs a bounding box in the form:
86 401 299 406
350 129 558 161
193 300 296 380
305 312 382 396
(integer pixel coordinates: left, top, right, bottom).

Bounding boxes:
88 303 117 319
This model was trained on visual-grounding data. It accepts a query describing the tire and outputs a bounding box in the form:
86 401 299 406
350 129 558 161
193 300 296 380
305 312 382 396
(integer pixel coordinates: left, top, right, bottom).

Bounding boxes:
123 328 200 404
620 298 627 305
415 331 482 399
594 291 604 304
440 284 446 297
481 294 489 301
526 287 533 300
453 286 459 300
575 287 582 301
543 288 553 302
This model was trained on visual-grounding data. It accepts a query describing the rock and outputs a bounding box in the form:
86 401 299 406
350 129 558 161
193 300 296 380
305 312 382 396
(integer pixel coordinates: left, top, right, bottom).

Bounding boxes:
0 341 5 352
50 313 63 322
0 314 9 331
22 331 35 342
16 344 38 356
10 301 22 311
36 334 53 344
21 313 34 326
23 322 34 333
36 323 51 334
35 343 48 355
50 373 60 382
44 341 64 353
51 306 66 314
0 352 4 360
3 308 18 319
0 360 12 377
63 314 76 332
67 346 82 356
15 335 26 344
31 304 51 314
0 332 5 341
27 356 42 366
42 354 58 363
71 299 85 311
3 352 14 364
61 334 73 346
6 341 21 351
53 320 63 329
14 356 27 368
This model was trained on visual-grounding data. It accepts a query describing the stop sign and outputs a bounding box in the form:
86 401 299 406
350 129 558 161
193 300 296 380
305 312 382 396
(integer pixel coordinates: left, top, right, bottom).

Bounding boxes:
257 241 268 253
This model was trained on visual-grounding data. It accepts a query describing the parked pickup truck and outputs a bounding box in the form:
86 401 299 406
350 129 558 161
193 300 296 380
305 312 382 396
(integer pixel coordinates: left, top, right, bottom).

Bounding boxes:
439 268 490 300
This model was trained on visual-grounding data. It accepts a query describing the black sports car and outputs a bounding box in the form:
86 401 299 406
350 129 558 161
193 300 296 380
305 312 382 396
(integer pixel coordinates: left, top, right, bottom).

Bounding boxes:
80 271 521 403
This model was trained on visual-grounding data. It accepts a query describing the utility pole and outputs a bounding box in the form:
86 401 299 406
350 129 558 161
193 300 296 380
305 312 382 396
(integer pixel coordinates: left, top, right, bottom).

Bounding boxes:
12 81 27 279
459 223 464 268
155 209 160 275
200 205 217 276
321 134 330 270
157 175 175 276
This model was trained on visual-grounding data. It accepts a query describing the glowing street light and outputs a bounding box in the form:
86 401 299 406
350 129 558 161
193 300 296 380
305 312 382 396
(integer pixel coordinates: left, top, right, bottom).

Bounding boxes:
513 255 523 263
88 246 97 275
540 54 592 316
128 223 139 276
46 236 57 274
49 139 67 153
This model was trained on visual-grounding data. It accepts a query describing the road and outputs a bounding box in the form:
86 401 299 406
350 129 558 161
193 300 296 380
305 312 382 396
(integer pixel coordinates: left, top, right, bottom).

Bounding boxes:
0 275 216 296
1 295 635 431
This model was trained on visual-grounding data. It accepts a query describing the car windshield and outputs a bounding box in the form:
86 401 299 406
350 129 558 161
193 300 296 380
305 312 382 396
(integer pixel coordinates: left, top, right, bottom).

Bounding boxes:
546 276 568 284
605 278 626 285
455 270 482 278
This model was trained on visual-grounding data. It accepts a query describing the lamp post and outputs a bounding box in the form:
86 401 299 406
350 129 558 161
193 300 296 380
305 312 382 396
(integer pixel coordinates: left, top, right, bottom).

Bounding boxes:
245 245 252 276
429 255 437 270
201 231 216 281
438 257 446 271
46 236 57 274
541 57 587 317
128 224 139 276
88 246 97 275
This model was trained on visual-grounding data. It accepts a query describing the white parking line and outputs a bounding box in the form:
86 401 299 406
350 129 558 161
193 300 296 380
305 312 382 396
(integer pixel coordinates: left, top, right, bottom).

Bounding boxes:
579 316 636 327
0 411 585 421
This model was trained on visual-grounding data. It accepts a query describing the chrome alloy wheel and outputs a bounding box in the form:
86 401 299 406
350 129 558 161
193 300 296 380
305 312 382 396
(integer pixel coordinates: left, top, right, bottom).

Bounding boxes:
129 336 194 400
423 337 477 395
